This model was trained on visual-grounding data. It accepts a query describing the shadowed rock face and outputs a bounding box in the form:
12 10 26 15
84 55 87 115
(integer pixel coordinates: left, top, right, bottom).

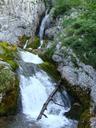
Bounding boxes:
0 0 45 43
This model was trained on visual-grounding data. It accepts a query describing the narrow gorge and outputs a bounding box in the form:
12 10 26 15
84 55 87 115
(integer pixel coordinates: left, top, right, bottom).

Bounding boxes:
0 0 96 128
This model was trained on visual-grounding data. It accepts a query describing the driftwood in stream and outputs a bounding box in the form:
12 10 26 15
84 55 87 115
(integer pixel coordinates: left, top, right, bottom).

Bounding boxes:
37 80 62 121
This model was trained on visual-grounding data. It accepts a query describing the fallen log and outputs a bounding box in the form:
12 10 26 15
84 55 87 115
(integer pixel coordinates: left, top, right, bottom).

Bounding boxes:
37 80 62 121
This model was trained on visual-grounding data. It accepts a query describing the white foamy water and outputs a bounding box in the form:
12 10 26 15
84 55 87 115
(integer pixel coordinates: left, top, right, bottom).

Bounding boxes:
39 14 49 41
20 51 43 64
38 13 49 48
19 51 77 128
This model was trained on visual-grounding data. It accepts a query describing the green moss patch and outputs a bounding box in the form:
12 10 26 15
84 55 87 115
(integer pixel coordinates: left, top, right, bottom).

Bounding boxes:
18 35 40 49
18 35 30 48
39 61 61 81
0 65 17 93
78 109 91 128
52 0 82 17
60 15 96 68
0 62 19 116
0 42 18 71
30 36 40 49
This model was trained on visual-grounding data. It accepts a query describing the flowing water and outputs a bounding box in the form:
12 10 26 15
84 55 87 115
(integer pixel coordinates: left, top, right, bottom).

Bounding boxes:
38 12 50 48
0 1 77 128
0 50 77 128
19 50 77 128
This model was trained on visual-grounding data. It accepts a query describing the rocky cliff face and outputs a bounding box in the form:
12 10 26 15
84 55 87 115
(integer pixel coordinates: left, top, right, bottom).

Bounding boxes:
39 3 96 127
0 0 45 43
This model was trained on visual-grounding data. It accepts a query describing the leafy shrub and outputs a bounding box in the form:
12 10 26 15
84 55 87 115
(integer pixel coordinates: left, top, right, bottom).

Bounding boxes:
59 5 96 68
0 42 18 70
53 0 82 17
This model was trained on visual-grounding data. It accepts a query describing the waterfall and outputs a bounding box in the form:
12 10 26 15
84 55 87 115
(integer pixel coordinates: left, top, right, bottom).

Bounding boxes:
19 50 77 128
38 11 50 49
0 1 78 128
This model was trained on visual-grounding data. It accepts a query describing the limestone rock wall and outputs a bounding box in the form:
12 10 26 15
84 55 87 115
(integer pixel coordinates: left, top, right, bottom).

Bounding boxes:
0 0 45 43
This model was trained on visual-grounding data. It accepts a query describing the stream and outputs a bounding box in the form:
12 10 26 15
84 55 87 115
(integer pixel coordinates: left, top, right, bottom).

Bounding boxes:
0 1 78 128
0 50 77 128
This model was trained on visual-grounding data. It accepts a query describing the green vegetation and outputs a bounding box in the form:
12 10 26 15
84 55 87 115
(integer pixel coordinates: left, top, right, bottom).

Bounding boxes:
47 0 96 68
18 35 30 48
61 10 96 68
53 0 96 16
0 42 19 115
39 61 61 81
53 0 82 17
19 35 40 49
42 1 94 127
31 36 40 49
0 62 19 116
42 41 56 59
0 42 18 70
78 109 91 128
0 42 19 116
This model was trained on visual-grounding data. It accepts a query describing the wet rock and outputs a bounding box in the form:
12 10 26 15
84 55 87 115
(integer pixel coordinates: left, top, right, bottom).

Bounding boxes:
0 42 19 116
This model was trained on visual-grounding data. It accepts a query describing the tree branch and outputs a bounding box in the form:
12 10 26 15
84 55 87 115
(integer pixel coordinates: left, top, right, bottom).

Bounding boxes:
37 80 62 121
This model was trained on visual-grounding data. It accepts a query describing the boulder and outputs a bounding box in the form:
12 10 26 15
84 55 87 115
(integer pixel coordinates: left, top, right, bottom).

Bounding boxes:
0 61 19 116
52 46 96 106
0 42 19 116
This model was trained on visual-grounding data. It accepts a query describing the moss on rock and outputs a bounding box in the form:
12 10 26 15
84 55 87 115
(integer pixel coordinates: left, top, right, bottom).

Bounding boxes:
39 61 61 81
0 61 19 116
78 109 91 128
18 35 40 49
0 42 18 71
18 35 30 48
30 36 40 49
0 42 19 116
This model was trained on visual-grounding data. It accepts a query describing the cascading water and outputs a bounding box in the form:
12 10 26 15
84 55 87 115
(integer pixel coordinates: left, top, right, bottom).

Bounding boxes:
0 1 78 128
38 11 50 49
18 50 77 128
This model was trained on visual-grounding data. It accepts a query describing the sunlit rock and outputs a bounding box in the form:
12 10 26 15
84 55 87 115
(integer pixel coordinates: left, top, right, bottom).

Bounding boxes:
0 0 45 43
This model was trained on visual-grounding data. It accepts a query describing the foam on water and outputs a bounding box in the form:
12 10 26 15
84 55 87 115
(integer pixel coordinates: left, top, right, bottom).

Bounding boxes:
19 51 77 128
20 51 43 64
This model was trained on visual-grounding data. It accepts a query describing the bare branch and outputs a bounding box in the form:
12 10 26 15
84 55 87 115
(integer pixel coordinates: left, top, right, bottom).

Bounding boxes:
37 80 62 121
